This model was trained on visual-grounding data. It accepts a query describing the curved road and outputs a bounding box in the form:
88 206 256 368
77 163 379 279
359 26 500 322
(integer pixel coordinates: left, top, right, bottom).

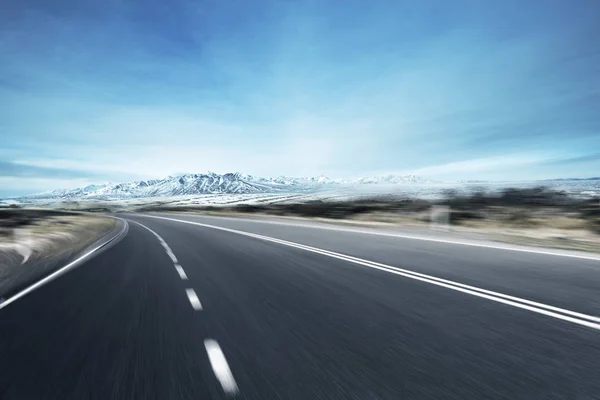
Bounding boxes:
1 213 599 399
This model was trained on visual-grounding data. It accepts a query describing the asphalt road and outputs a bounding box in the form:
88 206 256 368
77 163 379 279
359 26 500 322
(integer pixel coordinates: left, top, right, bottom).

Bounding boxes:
0 213 599 399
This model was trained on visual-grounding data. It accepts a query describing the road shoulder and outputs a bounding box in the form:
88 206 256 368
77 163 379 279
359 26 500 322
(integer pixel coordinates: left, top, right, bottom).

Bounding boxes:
0 213 127 302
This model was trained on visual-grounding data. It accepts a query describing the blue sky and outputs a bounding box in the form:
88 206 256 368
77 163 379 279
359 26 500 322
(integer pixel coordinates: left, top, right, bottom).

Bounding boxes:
1 0 599 196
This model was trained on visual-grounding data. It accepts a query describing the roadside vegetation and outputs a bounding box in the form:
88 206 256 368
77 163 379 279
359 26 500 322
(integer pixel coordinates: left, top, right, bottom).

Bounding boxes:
138 187 599 229
0 207 117 299
137 187 600 252
0 207 80 231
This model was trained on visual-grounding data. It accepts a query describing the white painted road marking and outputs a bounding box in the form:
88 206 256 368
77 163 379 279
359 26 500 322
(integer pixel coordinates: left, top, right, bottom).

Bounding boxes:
204 339 239 395
185 288 202 310
174 264 188 280
0 218 129 310
142 215 600 331
164 247 178 263
129 219 183 270
172 214 600 262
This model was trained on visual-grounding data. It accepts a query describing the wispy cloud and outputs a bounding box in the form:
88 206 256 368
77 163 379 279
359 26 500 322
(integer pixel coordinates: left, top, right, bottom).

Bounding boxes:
404 155 547 179
541 152 600 166
0 160 106 180
1 0 600 194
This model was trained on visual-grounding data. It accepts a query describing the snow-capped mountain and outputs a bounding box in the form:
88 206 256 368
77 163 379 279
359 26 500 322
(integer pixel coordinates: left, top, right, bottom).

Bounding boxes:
354 174 423 184
19 172 429 200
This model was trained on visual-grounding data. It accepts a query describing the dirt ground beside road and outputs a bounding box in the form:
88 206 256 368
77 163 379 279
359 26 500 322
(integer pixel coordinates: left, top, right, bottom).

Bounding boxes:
0 209 117 299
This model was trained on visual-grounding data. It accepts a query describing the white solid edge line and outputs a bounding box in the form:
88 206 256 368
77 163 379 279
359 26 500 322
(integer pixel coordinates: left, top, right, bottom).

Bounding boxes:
185 288 202 310
248 234 600 323
174 264 188 280
204 339 239 395
0 217 129 310
142 215 600 331
171 213 600 262
147 215 600 322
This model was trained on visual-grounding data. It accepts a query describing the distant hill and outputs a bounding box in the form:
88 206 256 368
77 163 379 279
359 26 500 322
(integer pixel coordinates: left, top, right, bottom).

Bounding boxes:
18 172 429 200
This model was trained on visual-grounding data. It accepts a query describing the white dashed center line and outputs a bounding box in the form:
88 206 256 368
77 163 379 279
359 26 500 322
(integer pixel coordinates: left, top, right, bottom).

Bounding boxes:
186 288 203 310
129 220 186 277
174 264 188 280
164 247 178 263
128 219 239 394
204 339 239 396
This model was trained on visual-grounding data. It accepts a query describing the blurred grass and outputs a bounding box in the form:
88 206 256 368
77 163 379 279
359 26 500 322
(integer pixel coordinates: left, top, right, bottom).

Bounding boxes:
137 187 599 230
0 208 116 256
0 208 117 299
135 187 600 252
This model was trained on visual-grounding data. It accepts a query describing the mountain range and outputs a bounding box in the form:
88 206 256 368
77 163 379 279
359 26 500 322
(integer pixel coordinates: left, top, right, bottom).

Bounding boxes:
22 172 428 200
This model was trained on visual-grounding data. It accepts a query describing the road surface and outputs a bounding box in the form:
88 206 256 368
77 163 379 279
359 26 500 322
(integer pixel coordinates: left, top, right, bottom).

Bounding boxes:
0 213 599 399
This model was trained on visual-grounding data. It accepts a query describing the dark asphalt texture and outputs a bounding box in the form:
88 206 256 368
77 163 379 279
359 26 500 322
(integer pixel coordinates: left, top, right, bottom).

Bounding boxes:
0 213 599 399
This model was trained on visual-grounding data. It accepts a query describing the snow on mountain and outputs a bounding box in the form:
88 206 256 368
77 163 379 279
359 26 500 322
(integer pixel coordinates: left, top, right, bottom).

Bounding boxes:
354 174 424 184
18 172 429 200
27 183 113 199
12 173 600 202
